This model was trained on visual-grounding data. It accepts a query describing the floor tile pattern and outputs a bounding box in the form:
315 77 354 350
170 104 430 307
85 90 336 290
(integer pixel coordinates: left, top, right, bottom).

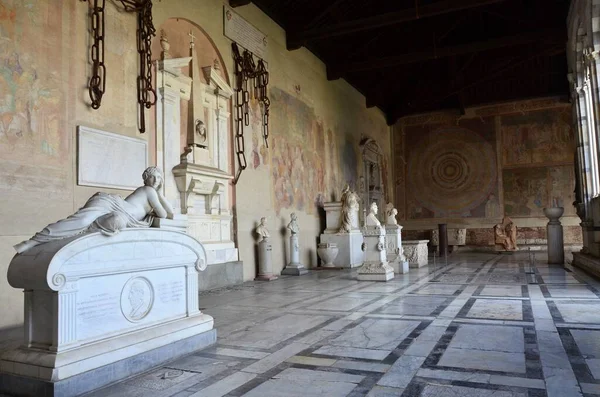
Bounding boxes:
79 252 600 396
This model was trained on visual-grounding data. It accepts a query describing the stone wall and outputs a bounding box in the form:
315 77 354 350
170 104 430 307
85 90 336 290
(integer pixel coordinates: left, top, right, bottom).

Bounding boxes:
393 98 581 246
0 0 390 329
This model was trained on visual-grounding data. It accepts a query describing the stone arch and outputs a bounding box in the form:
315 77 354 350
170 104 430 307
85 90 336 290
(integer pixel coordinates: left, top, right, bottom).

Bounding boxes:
359 137 385 218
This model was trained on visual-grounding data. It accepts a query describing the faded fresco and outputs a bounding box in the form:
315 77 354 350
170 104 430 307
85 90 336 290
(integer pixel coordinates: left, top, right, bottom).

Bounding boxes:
261 87 380 215
405 118 498 219
0 0 70 193
502 107 574 166
503 165 576 217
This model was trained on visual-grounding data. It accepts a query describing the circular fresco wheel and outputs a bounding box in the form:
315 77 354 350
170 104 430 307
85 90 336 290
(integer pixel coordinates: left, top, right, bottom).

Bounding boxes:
407 127 496 216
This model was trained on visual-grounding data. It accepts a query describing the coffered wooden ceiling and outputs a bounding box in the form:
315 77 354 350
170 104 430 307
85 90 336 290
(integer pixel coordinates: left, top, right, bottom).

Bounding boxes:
230 0 570 124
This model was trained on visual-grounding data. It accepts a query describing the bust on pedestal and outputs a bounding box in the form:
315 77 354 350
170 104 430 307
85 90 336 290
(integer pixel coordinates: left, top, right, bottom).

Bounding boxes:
281 213 308 275
256 217 278 281
385 203 409 274
319 185 364 268
357 203 394 282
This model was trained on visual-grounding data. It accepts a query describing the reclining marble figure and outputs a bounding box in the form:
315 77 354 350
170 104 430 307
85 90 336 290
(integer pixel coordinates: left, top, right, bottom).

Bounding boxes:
13 166 174 254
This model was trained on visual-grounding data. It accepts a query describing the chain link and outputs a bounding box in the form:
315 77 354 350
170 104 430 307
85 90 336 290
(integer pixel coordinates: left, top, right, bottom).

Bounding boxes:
81 0 156 134
232 43 270 184
85 0 106 110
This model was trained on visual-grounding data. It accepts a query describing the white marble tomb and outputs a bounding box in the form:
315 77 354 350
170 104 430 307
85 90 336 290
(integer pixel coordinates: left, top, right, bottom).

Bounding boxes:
1 229 214 394
403 240 430 268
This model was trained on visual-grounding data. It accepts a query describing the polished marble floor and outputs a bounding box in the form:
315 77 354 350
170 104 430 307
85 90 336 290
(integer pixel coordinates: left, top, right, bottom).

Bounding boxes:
88 252 600 397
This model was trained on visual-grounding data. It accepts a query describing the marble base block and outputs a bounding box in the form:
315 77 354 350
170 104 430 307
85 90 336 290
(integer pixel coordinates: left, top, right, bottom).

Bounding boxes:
1 229 214 396
282 235 308 275
199 261 243 290
320 232 364 268
256 239 278 281
358 226 394 282
386 224 409 274
404 240 429 268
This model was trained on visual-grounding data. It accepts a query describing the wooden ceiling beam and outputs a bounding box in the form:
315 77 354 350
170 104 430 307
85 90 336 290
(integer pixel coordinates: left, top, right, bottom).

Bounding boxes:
287 0 507 50
229 0 252 7
327 29 562 80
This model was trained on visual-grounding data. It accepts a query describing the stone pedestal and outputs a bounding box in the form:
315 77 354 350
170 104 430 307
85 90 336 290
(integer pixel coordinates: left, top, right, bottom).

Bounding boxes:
320 232 364 268
358 226 394 281
256 239 278 281
386 224 409 274
544 207 565 265
1 229 215 397
319 200 363 267
404 240 429 268
282 235 308 275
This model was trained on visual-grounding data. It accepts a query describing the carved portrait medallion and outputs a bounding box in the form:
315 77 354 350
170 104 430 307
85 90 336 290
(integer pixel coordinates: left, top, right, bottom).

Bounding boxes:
121 277 154 322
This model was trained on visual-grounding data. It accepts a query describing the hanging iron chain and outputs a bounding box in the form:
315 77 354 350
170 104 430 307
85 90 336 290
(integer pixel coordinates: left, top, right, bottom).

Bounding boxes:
232 43 270 184
81 0 156 134
232 43 248 184
84 0 106 110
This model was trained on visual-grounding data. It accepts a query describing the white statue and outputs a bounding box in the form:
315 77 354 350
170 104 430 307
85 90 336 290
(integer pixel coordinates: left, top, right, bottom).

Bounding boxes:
256 217 270 241
385 202 398 225
366 202 382 227
339 185 359 233
14 167 174 254
287 212 299 235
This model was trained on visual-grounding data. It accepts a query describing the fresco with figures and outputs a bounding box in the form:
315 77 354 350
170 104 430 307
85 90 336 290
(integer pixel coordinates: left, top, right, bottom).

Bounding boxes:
404 118 499 219
501 107 574 166
503 165 576 217
0 0 70 193
249 87 385 215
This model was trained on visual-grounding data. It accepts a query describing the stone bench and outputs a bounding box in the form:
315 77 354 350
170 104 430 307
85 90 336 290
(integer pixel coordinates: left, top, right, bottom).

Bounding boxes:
403 240 429 268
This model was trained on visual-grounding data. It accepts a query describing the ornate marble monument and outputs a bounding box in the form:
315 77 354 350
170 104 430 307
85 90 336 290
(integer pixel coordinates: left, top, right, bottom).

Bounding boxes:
282 213 308 276
403 240 430 268
494 216 518 251
2 218 214 396
319 186 364 267
431 228 467 252
155 32 240 289
256 218 277 281
385 203 409 274
357 203 394 281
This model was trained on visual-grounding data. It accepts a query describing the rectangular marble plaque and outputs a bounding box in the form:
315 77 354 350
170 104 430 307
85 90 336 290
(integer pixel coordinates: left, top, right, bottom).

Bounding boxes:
76 267 187 342
223 5 268 61
77 126 148 190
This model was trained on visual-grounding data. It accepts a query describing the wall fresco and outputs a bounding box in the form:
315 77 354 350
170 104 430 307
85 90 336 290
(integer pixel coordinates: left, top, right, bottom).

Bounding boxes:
405 118 498 219
0 0 69 193
503 165 575 218
501 108 574 166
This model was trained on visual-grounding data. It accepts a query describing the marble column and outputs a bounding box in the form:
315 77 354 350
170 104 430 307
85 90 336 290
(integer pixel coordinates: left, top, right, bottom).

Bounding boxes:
256 239 278 281
544 207 565 265
438 224 448 258
282 235 308 275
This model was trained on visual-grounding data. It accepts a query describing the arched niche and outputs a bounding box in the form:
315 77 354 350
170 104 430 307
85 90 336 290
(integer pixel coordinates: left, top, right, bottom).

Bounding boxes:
359 137 385 221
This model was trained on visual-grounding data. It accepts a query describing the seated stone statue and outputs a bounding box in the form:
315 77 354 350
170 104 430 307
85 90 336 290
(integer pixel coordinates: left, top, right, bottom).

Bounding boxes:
339 185 359 233
14 167 174 254
494 216 518 251
366 202 382 228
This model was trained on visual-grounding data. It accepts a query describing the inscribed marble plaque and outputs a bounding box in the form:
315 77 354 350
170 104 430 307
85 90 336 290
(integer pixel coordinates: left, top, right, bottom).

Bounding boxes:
77 126 148 190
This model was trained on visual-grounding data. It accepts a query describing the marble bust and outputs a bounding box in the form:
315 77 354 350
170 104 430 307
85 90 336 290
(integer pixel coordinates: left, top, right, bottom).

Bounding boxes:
366 202 382 227
385 202 398 225
13 167 174 254
287 212 299 235
256 217 270 241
